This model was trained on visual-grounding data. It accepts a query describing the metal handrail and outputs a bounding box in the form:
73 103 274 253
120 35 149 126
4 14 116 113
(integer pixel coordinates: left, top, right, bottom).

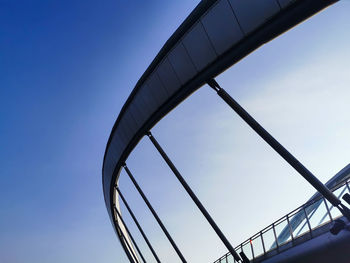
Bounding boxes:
213 177 350 263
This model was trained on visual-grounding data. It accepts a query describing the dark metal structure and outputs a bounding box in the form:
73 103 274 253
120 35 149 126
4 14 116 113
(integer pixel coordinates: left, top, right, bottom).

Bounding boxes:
116 187 161 263
147 131 241 261
101 0 347 262
123 164 187 262
207 79 350 218
214 165 350 263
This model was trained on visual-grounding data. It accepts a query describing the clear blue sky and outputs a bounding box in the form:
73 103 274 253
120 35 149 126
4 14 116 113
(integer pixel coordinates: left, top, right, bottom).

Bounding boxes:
1 1 350 262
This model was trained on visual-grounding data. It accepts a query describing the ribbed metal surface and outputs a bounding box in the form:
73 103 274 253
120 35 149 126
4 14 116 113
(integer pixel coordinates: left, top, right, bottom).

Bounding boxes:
102 0 338 260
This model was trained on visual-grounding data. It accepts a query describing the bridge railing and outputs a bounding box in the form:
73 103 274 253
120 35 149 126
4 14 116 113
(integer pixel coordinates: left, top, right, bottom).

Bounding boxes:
214 178 350 263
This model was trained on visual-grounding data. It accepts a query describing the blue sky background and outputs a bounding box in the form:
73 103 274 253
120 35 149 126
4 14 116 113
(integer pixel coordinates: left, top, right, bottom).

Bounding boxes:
1 0 350 262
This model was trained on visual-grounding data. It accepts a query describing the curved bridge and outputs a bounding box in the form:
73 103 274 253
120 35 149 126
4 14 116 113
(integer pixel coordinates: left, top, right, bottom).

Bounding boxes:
102 0 346 262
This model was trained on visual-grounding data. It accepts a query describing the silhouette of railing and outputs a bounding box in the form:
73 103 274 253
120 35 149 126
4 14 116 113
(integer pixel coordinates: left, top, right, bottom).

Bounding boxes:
214 178 350 263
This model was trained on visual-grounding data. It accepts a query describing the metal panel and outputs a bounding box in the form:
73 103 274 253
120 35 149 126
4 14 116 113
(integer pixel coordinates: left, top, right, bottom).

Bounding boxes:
128 100 143 127
116 131 127 151
278 0 295 8
104 155 114 177
119 117 133 146
133 90 152 123
107 158 117 176
228 0 280 34
103 162 114 189
146 72 169 105
114 135 124 158
201 0 244 55
157 57 181 96
103 136 122 185
105 134 125 184
104 137 121 186
168 43 197 85
138 83 158 116
107 139 120 162
124 109 138 138
182 21 217 71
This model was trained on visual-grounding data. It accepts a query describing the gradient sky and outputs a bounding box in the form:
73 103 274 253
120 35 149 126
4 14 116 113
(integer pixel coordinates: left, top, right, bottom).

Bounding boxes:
1 1 350 263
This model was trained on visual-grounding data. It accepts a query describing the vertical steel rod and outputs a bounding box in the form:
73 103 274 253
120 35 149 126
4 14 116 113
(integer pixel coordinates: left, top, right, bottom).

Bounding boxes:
260 231 266 254
123 164 187 263
320 186 346 225
296 202 319 237
323 197 333 222
116 222 140 263
346 181 350 192
207 79 350 220
116 187 161 263
249 239 254 259
302 206 312 235
114 206 147 263
286 215 294 241
147 132 242 262
272 224 279 250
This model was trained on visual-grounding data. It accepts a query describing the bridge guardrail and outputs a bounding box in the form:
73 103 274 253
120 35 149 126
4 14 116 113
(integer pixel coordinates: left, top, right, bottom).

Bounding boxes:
214 178 350 263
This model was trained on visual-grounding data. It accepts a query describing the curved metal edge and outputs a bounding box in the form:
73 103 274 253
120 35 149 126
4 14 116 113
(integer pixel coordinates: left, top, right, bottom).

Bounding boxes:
104 0 338 260
113 189 139 263
102 0 218 179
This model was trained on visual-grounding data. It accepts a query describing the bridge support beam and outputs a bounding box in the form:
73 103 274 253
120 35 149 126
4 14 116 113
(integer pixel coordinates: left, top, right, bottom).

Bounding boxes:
115 220 140 263
114 206 147 263
147 132 242 262
207 78 350 220
123 164 187 263
116 187 161 263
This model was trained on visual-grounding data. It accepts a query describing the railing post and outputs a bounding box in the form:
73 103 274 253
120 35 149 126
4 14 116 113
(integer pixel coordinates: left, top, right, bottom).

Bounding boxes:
116 187 161 263
272 224 279 250
320 186 348 225
346 181 350 192
207 78 350 220
239 245 250 263
302 206 312 236
114 206 147 263
147 132 242 262
250 239 254 259
286 215 294 241
123 164 187 263
323 198 333 222
260 231 266 254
